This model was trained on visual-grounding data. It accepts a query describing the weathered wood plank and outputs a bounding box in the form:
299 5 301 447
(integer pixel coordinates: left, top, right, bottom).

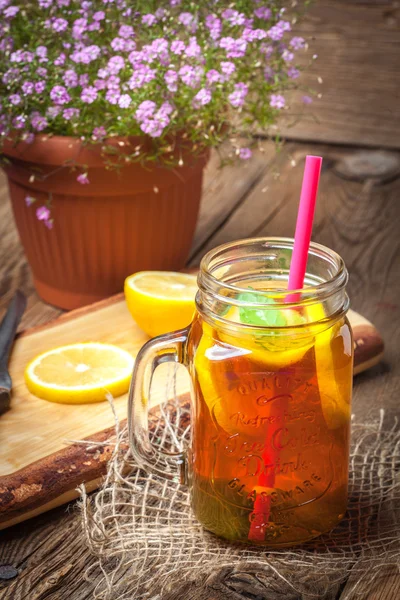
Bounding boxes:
191 144 274 258
277 0 400 149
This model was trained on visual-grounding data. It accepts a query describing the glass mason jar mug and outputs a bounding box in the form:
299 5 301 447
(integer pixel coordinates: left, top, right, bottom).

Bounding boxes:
129 238 353 546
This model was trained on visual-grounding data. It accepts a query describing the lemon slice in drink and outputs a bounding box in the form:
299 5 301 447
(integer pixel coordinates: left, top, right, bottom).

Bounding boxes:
25 343 134 404
125 271 197 337
218 301 314 370
310 304 352 429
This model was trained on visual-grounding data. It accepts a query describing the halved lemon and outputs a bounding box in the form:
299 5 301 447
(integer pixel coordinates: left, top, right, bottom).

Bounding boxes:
124 271 197 337
25 342 134 404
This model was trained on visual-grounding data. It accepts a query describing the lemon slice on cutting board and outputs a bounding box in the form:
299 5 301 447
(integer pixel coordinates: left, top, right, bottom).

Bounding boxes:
25 342 134 404
125 271 197 337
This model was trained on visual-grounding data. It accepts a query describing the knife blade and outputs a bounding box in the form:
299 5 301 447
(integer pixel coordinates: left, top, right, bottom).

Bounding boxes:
0 291 27 415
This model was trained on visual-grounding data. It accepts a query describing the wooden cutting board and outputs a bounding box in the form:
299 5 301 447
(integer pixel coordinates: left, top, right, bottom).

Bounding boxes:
0 295 384 530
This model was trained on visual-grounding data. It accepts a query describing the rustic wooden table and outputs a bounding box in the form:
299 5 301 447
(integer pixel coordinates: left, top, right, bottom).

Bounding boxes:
1 1 399 599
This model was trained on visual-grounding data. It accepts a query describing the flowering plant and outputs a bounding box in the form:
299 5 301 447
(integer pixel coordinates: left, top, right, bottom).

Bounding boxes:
1 1 311 226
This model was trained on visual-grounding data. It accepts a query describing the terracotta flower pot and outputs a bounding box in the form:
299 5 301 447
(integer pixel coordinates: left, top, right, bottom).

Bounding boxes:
2 136 209 310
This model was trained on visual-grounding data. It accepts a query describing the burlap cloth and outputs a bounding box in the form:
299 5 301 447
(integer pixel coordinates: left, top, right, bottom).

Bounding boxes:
80 371 400 600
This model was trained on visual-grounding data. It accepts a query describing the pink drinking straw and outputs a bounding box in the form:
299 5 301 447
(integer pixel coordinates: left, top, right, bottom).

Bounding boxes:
248 155 323 543
287 155 323 296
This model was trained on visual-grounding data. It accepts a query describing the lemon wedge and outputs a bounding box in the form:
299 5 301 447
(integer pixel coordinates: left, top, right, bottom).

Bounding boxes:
25 342 134 404
124 271 197 337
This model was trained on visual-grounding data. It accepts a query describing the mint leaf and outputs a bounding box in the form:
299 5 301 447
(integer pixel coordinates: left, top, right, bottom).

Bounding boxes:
237 290 287 327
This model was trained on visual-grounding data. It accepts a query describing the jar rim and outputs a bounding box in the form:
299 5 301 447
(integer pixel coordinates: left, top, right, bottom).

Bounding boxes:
198 237 348 309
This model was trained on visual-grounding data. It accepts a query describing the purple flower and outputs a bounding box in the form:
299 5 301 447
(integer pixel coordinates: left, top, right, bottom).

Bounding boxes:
9 94 21 105
142 14 156 26
52 18 68 32
302 95 313 105
111 37 125 51
159 101 173 116
178 12 197 32
155 7 166 20
170 40 185 55
72 17 88 40
179 65 203 88
267 25 284 42
57 0 71 6
22 81 34 94
239 147 252 160
36 206 50 221
277 20 291 33
88 21 100 32
35 81 46 94
54 53 66 66
193 88 212 108
36 46 48 60
44 218 53 230
107 55 125 74
13 115 26 129
124 39 136 52
270 94 285 109
25 196 36 207
4 5 19 18
23 132 35 143
222 9 246 26
50 85 70 105
47 106 61 118
228 82 248 108
140 119 164 138
2 67 19 85
220 61 236 77
106 75 120 90
254 7 272 20
128 50 143 65
287 66 299 79
72 45 101 64
206 69 222 85
105 89 120 105
205 14 221 40
260 43 274 58
63 69 78 87
81 87 97 103
282 49 294 63
79 73 89 86
139 104 171 138
165 69 178 92
151 38 168 56
38 0 52 7
290 36 306 51
135 100 156 122
93 10 105 21
119 24 134 38
185 36 201 58
37 67 47 78
92 126 106 140
219 37 247 59
63 107 80 120
118 94 131 108
97 68 108 79
77 173 89 185
243 28 267 42
11 50 34 63
93 78 106 90
128 65 155 89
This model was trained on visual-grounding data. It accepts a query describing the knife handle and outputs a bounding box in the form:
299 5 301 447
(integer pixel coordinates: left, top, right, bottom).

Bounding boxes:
0 291 27 381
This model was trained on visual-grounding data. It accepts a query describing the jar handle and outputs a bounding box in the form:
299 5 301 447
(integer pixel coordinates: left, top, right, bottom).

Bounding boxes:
128 328 190 484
